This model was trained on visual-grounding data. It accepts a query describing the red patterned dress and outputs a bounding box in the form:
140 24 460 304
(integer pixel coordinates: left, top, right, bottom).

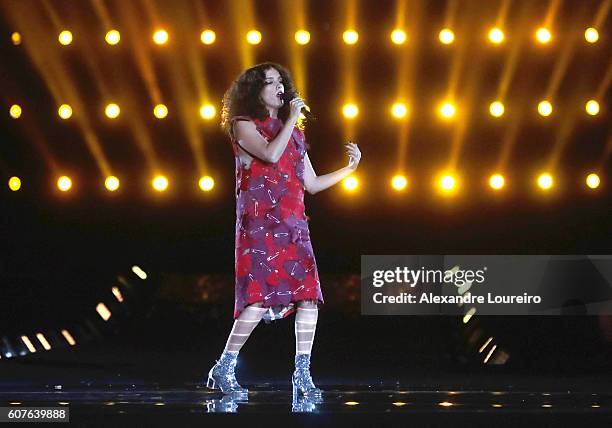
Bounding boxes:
229 115 324 322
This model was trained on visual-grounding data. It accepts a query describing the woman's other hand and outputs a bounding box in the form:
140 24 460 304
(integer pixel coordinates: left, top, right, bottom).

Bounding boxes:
345 142 361 170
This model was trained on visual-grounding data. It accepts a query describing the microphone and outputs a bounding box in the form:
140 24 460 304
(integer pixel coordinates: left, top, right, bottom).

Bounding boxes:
281 92 316 121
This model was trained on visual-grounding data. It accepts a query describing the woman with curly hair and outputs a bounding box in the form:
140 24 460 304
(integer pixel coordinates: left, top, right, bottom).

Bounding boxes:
206 62 361 397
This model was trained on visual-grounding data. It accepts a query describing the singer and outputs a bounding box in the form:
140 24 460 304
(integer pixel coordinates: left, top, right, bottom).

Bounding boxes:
206 62 361 398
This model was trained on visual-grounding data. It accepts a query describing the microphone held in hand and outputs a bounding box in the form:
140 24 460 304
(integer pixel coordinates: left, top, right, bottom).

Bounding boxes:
281 93 316 121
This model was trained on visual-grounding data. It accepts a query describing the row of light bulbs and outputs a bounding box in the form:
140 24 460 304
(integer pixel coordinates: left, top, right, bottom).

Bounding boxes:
342 100 602 119
5 173 603 193
9 26 602 47
6 99 602 121
7 103 217 120
7 175 215 192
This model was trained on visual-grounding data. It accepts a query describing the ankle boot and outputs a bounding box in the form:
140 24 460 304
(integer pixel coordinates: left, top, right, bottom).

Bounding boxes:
206 350 248 394
292 353 322 397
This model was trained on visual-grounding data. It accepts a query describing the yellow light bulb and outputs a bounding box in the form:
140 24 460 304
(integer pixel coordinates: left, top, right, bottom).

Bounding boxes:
538 100 552 117
200 30 216 45
58 30 73 45
343 30 359 45
246 30 262 45
586 173 600 189
105 176 120 191
489 174 505 189
200 104 216 120
584 27 598 43
295 30 311 45
489 101 504 117
342 104 359 119
154 104 168 119
391 175 407 190
199 176 215 191
391 29 407 45
8 176 21 191
488 28 504 44
536 27 551 44
58 104 72 119
105 30 120 45
153 29 169 45
585 100 599 116
105 103 120 119
439 29 455 44
9 104 22 119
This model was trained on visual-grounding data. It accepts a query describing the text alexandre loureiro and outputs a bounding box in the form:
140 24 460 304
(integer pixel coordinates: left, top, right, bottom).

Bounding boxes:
370 267 542 304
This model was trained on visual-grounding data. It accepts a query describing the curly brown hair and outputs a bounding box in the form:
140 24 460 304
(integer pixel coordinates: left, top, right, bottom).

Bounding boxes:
221 62 305 136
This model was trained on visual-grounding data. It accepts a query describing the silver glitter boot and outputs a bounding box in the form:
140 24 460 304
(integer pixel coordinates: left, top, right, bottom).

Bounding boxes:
292 353 323 397
206 350 248 394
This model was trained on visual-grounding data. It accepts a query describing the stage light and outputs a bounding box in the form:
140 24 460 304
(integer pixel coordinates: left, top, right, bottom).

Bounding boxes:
489 174 505 189
246 30 262 45
439 102 456 119
8 176 21 191
537 173 553 190
295 30 310 45
154 104 168 119
439 175 456 191
535 27 551 44
9 104 22 119
391 175 407 191
585 100 599 116
58 30 73 45
390 29 407 45
343 176 358 191
390 102 408 119
489 101 504 117
488 28 504 44
96 302 111 321
105 30 120 45
200 29 216 45
57 176 72 192
152 175 168 191
537 100 552 116
11 32 21 45
112 286 124 302
584 27 599 43
200 104 216 120
343 30 359 45
153 29 169 45
105 176 120 191
105 103 120 119
21 336 36 353
61 329 76 345
36 333 51 350
199 176 215 191
342 103 359 119
132 265 148 279
58 104 72 119
439 28 454 44
586 173 600 189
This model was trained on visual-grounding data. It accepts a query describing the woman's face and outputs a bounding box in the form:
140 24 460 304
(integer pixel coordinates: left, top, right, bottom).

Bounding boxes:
259 67 285 112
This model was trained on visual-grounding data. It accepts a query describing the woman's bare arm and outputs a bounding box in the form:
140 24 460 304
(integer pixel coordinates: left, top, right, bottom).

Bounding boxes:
233 118 297 163
303 143 361 194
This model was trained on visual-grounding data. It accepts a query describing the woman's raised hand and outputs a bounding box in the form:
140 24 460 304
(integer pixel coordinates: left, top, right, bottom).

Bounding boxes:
289 97 306 121
345 141 361 170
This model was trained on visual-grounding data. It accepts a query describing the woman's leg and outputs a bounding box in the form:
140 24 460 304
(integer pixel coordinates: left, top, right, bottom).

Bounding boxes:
294 299 318 354
292 299 322 396
223 302 268 353
208 302 267 393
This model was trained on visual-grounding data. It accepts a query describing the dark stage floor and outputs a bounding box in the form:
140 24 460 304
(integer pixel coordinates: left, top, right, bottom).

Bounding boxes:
1 289 611 426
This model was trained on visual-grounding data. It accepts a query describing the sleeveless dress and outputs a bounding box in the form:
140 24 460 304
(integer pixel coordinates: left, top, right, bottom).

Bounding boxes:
229 115 324 322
